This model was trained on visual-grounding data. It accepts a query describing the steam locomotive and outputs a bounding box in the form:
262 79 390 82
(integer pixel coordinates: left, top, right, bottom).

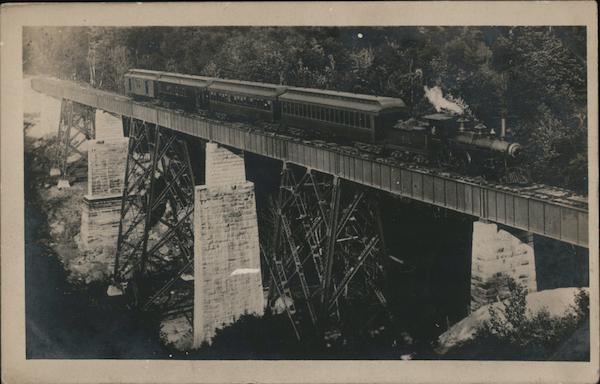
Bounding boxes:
124 69 524 182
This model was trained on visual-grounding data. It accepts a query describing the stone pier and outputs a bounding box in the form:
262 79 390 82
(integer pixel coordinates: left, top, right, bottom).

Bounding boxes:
470 220 537 312
79 138 128 252
193 143 264 347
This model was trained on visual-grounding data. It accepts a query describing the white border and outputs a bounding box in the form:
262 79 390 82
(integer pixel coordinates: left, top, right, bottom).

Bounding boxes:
2 2 598 383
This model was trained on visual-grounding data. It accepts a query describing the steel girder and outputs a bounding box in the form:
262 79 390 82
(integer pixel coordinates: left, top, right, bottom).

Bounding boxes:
51 99 96 181
111 117 196 320
266 161 389 339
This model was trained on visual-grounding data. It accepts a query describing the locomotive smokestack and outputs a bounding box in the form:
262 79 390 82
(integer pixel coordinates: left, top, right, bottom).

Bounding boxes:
501 118 506 140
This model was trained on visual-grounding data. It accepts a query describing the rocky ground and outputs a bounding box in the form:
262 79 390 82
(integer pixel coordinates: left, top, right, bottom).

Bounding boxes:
436 287 590 360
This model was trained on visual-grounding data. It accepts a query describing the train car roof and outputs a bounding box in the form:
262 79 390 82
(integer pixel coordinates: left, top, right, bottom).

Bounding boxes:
129 68 164 75
208 79 287 99
126 69 162 80
280 87 406 113
158 73 213 88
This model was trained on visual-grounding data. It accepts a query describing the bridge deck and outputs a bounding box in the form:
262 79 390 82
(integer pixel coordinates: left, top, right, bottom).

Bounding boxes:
31 77 589 248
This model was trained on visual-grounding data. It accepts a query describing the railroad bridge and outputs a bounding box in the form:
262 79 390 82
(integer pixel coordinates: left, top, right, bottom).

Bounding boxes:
31 77 589 346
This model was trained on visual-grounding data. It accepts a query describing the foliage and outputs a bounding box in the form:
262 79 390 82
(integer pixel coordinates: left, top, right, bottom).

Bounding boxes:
476 278 589 357
23 26 587 192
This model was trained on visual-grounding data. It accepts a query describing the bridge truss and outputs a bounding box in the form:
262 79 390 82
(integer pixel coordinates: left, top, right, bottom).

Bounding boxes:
265 162 391 339
111 118 196 323
50 100 96 186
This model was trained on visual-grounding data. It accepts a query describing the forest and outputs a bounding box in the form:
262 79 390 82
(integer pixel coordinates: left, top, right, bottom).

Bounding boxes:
23 26 588 193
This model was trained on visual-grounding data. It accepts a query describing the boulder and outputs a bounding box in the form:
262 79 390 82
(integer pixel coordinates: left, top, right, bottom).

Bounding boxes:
437 287 588 353
160 316 194 351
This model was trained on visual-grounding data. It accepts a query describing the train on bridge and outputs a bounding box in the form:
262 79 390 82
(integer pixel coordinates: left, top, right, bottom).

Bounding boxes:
124 69 524 182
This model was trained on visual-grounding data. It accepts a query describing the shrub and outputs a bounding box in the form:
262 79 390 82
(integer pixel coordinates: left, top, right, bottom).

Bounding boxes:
476 278 589 358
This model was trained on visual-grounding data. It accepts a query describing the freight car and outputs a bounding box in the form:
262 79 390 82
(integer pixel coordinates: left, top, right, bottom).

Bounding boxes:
124 69 524 181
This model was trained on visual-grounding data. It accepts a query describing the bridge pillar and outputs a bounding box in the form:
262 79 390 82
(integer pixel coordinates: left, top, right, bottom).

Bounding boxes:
192 143 264 347
80 138 128 252
48 99 96 188
470 220 537 312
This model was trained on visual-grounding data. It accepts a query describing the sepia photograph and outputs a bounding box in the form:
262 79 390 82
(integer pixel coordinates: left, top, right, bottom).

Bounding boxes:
2 2 598 383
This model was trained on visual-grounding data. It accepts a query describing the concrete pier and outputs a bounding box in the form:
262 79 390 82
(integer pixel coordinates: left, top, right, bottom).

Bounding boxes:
193 143 264 347
470 220 537 312
79 138 128 251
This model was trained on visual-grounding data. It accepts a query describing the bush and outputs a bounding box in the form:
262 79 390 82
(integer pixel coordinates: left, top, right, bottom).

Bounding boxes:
476 278 589 358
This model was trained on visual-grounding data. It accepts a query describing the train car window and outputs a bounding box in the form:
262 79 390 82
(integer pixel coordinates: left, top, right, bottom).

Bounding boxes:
128 78 132 91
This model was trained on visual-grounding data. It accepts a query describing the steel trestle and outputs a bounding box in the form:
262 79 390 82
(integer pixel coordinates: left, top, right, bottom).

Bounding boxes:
51 99 96 182
112 117 196 321
266 161 389 338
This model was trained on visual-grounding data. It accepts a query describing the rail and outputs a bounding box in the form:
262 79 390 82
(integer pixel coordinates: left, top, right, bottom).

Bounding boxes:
31 77 589 247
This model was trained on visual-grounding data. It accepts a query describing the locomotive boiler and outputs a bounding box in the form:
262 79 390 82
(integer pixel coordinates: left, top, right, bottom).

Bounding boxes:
123 69 524 182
